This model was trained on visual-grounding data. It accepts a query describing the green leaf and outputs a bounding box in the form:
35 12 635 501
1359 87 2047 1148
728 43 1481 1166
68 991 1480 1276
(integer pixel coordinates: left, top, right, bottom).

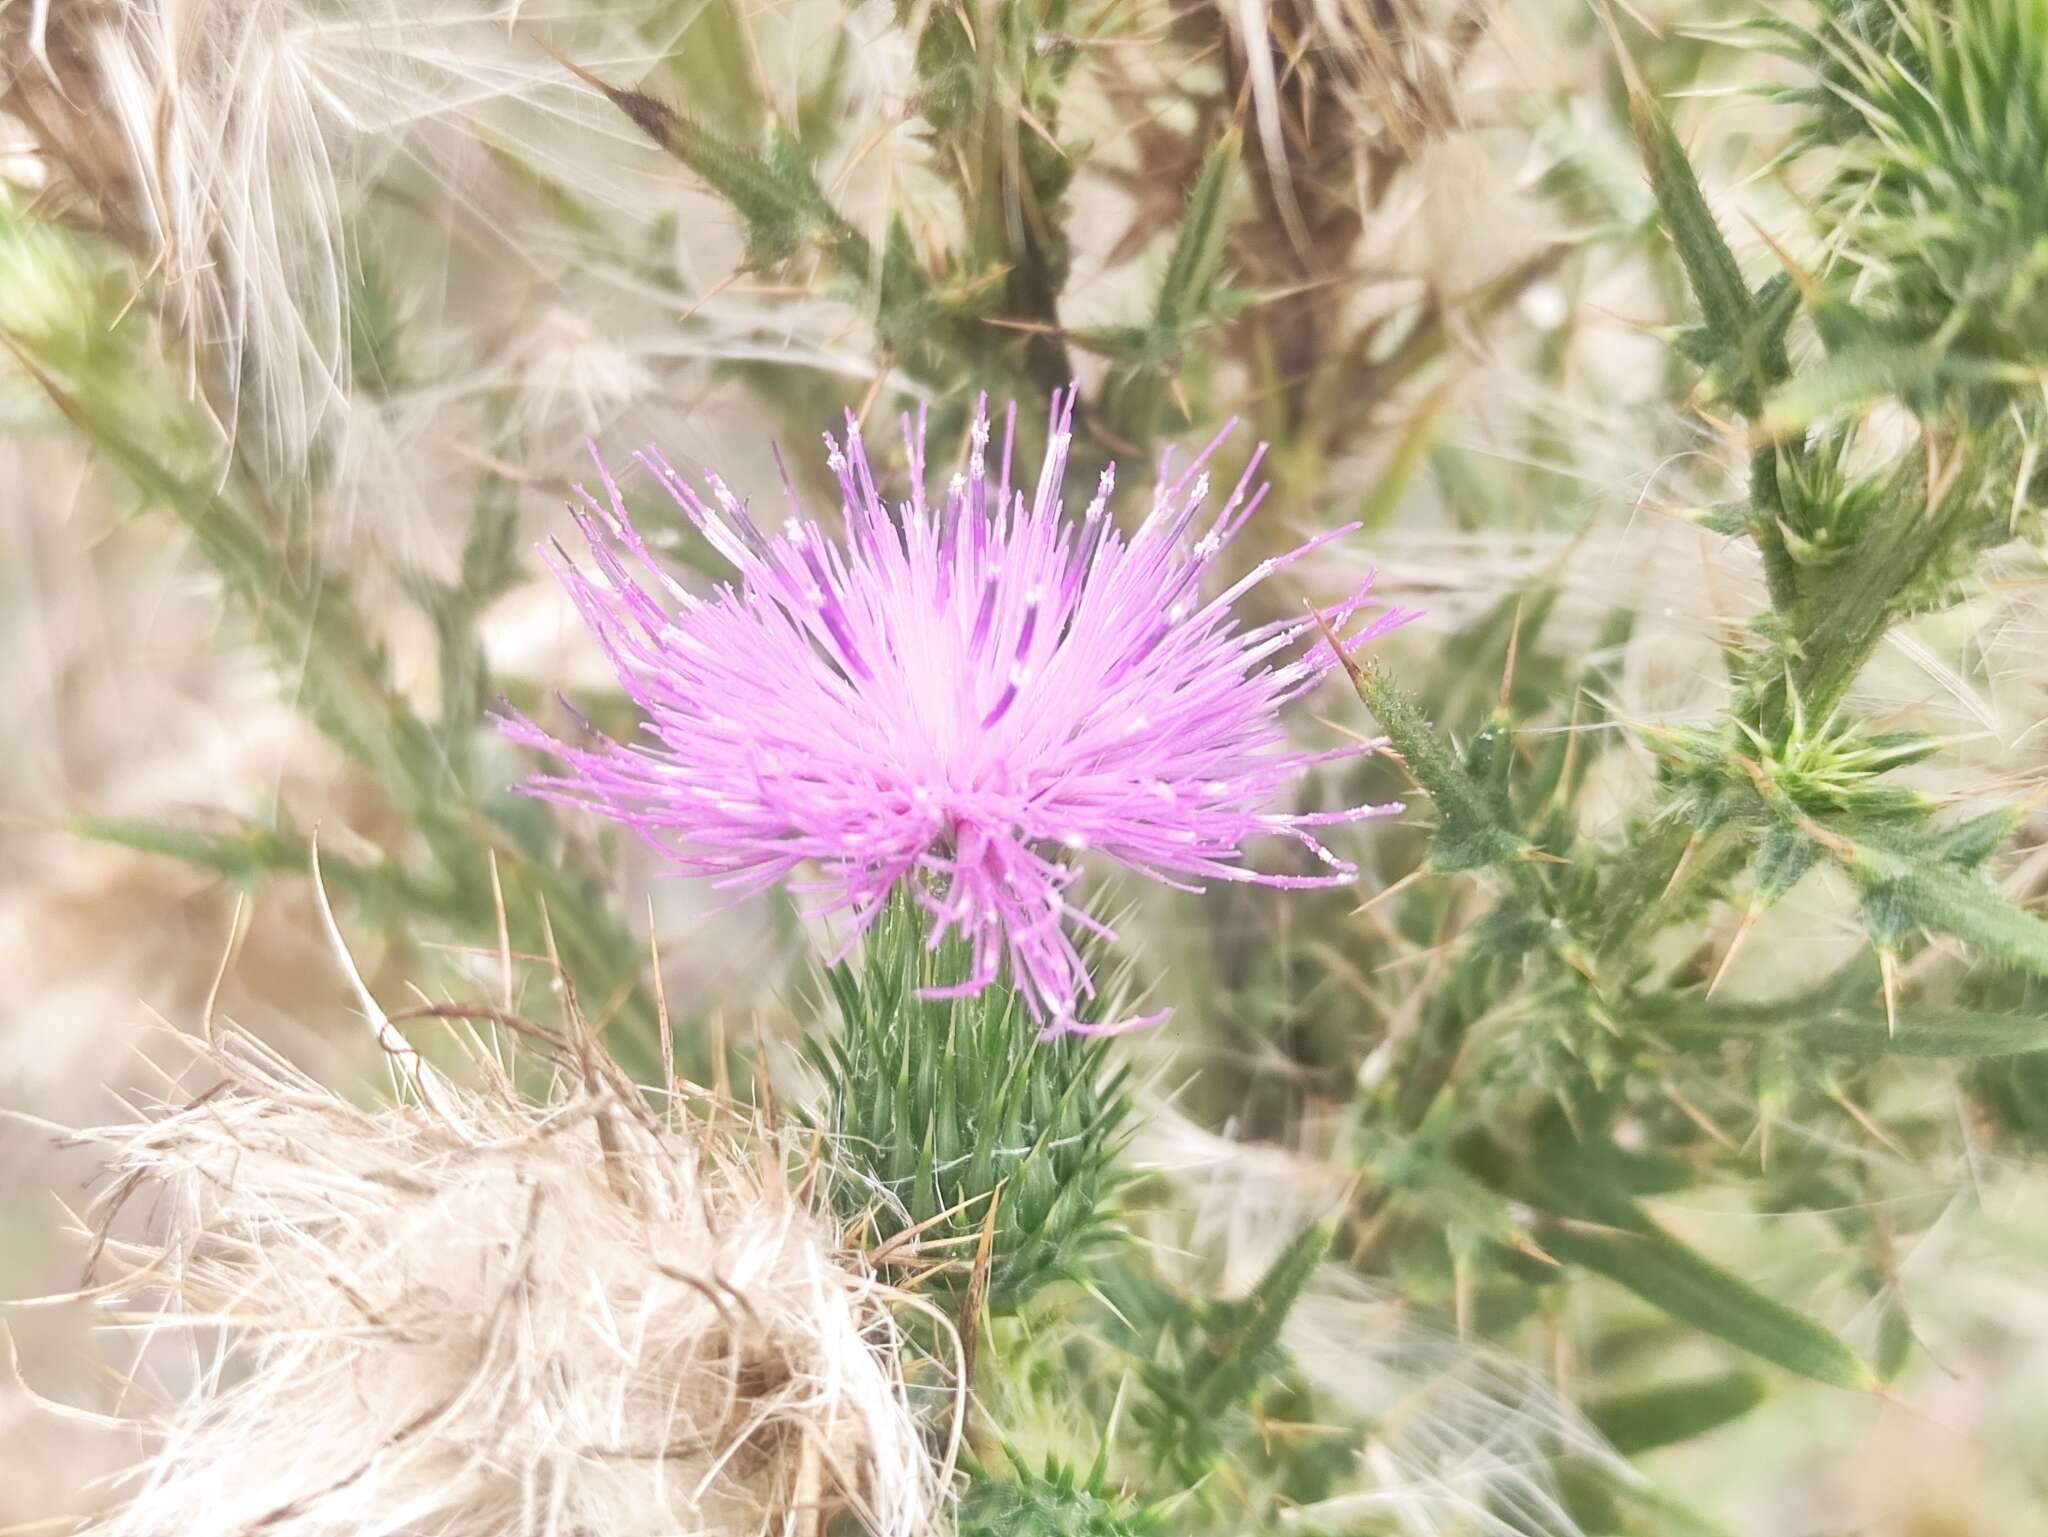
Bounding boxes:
1761 341 1948 433
1366 1129 1552 1252
1848 842 2048 979
1584 1370 1768 1455
1875 1293 1916 1383
73 815 420 915
1537 1216 1874 1390
1063 324 1153 364
1660 999 2048 1059
1629 86 1749 355
1626 82 1787 414
1919 808 2023 871
1754 821 1819 903
1139 1219 1332 1479
1183 1219 1331 1421
574 59 988 392
1357 382 1454 531
578 69 823 265
1685 502 1753 538
1090 127 1244 441
1566 1461 1742 1537
1152 127 1239 335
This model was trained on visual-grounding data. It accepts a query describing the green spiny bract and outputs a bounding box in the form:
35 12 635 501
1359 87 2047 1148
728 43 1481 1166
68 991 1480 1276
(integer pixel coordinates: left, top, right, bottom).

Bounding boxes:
956 1454 1160 1537
1649 706 1939 831
807 891 1131 1313
1796 0 2048 420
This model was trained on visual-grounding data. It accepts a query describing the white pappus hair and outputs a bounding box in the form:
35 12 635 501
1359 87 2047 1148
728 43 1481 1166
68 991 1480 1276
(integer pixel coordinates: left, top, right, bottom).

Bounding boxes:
56 1018 952 1537
13 0 673 472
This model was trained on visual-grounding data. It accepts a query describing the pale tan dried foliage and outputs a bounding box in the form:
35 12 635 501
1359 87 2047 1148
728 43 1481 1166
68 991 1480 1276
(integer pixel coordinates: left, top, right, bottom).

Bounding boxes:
61 1016 950 1537
0 0 683 473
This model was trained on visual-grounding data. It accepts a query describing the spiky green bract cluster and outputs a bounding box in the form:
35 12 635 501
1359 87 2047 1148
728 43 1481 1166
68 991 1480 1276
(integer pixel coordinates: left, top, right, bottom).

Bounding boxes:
957 1454 1160 1537
1772 0 2048 422
1649 694 2045 982
1135 1221 1332 1483
808 891 1131 1312
1266 28 2048 1459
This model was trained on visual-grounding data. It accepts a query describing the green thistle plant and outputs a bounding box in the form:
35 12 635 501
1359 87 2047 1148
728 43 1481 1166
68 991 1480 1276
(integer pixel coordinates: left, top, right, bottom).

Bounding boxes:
12 1 2048 1530
807 891 1131 1313
1135 1219 1332 1483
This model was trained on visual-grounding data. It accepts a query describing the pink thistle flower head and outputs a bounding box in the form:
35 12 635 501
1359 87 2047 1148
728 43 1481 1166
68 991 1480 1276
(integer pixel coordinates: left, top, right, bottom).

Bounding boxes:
504 389 1415 1036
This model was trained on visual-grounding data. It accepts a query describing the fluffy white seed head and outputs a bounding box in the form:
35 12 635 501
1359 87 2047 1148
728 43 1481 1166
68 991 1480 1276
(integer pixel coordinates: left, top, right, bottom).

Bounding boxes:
64 1025 947 1537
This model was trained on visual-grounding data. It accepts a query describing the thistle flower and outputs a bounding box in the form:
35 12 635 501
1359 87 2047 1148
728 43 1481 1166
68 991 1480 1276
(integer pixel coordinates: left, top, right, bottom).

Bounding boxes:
65 1021 948 1537
505 389 1412 1034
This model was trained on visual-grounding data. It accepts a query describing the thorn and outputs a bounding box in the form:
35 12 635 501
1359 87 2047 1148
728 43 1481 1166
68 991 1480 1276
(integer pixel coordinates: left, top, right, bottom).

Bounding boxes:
488 848 512 1015
537 36 613 97
1094 1377 1128 1485
980 316 1065 335
710 1010 732 1115
1013 102 1068 159
1313 712 1394 750
108 248 167 330
1499 598 1525 713
1592 0 1649 96
1659 833 1702 906
1305 599 1372 695
1707 904 1762 999
676 269 741 325
649 898 675 1106
1879 948 1900 1038
1828 1085 1910 1160
1925 430 1966 516
1547 692 1586 814
856 366 890 429
1664 1080 1738 1151
2009 436 2038 538
1557 1092 1584 1141
1742 213 1822 305
1372 938 1460 974
958 1180 1004 1392
791 1123 828 1205
1351 867 1422 917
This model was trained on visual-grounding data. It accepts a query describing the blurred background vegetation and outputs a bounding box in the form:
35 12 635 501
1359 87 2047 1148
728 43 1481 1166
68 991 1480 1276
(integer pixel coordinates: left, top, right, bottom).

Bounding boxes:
4 0 2048 1532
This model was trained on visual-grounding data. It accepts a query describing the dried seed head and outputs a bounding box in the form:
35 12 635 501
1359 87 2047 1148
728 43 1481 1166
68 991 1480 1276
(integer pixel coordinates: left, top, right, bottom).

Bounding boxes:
65 1024 949 1537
